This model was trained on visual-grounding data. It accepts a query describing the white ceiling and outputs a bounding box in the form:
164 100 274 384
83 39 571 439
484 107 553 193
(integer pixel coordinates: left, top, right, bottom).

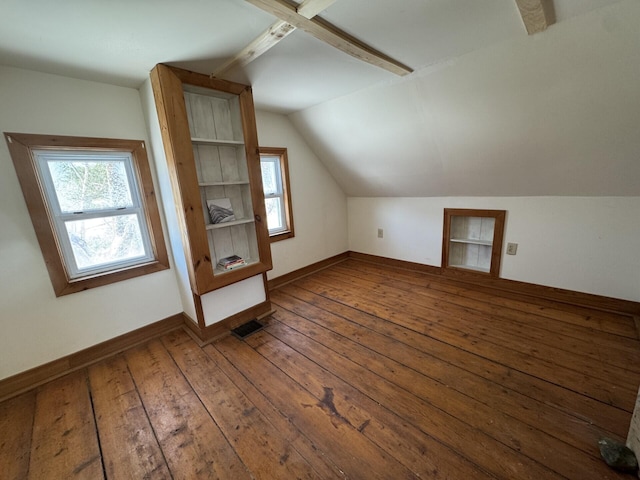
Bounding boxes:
289 0 640 196
1 0 637 197
0 0 625 113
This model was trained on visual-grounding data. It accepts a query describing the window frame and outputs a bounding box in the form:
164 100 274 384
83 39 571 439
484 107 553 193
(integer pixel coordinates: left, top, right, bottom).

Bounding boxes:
4 132 170 296
259 147 294 242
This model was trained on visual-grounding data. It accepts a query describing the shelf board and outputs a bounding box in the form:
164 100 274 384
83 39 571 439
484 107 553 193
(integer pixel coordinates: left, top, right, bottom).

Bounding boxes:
450 238 493 246
214 257 259 275
206 218 255 230
191 137 244 146
199 181 250 187
449 263 491 273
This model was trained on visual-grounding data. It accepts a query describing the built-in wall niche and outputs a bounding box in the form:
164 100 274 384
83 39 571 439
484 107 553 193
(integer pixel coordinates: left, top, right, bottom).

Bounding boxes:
442 209 506 277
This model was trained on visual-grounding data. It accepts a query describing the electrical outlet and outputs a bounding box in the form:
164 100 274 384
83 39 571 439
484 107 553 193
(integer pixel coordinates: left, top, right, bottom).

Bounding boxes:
506 243 518 255
377 228 384 238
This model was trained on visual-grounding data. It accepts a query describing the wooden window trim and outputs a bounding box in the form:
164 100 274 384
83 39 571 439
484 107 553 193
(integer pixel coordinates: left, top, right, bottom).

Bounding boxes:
4 132 170 296
259 147 294 243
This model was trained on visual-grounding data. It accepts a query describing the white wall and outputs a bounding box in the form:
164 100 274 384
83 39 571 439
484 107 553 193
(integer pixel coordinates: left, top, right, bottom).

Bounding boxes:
349 197 640 302
255 110 348 279
139 78 196 321
200 275 266 326
0 66 183 380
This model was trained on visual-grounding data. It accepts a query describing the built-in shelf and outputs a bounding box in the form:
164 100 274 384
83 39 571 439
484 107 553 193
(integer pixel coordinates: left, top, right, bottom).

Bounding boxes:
151 64 272 298
450 238 493 246
448 264 491 273
213 258 259 275
198 181 250 187
191 137 245 146
205 218 255 230
442 208 506 278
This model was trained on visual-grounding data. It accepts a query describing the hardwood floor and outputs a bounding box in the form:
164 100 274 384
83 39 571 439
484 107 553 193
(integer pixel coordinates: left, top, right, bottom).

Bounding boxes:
2 259 639 479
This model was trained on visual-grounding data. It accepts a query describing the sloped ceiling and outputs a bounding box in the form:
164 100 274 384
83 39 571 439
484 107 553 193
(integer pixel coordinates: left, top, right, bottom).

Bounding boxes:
0 0 638 197
290 0 640 196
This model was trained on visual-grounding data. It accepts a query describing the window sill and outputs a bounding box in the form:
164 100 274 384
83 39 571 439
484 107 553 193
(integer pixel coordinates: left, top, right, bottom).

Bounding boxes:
269 231 294 243
56 259 170 296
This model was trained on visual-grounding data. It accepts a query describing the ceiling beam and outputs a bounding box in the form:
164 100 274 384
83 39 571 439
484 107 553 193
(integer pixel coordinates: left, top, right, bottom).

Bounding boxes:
211 20 295 77
514 0 549 35
212 0 336 77
296 0 336 18
241 0 413 76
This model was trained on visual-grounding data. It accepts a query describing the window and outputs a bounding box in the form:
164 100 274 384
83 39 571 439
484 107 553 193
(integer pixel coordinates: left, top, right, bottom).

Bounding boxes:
5 133 169 296
259 147 294 242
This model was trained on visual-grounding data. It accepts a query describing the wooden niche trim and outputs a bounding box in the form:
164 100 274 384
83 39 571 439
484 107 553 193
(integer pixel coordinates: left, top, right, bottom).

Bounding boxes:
442 208 506 278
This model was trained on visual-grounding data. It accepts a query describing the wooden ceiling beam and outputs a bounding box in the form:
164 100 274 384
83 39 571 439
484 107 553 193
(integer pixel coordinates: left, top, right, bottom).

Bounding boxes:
211 20 295 77
212 0 335 78
242 0 413 76
296 0 336 18
515 0 549 35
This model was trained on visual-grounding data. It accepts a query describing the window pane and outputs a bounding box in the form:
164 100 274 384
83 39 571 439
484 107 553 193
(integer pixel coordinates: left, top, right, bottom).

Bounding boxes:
65 214 146 272
261 159 278 195
260 148 293 241
265 197 283 231
47 158 133 213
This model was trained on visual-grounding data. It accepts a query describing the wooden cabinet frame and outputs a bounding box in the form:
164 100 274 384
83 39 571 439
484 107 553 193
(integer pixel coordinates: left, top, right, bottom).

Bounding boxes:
442 208 506 278
151 64 272 295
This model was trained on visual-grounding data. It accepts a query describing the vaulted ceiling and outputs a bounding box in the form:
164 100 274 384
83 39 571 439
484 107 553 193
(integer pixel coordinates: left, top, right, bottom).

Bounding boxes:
1 0 638 197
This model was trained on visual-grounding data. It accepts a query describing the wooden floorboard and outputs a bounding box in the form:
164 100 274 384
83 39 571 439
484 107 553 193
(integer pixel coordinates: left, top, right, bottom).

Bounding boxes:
0 259 637 479
298 270 639 411
212 332 418 479
202 335 345 479
88 355 170 479
270 288 617 455
340 262 640 351
28 371 103 479
322 266 640 381
242 326 496 480
345 260 639 337
0 391 35 480
275 281 633 435
125 340 250 479
162 330 323 479
266 302 624 479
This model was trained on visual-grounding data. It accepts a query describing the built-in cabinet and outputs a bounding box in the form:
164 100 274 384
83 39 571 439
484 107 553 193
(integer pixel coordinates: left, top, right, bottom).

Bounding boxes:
150 64 273 338
186 89 261 277
442 209 505 277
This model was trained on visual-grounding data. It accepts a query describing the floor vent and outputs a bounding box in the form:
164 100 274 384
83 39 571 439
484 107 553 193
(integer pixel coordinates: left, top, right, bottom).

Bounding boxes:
231 319 264 339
